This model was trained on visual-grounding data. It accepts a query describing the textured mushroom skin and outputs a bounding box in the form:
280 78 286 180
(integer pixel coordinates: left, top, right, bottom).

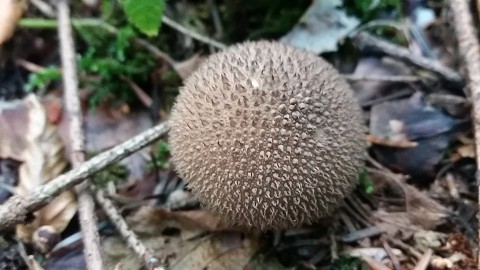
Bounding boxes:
169 41 366 231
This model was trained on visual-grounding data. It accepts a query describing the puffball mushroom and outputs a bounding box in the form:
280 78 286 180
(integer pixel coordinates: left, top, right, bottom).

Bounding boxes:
169 41 366 231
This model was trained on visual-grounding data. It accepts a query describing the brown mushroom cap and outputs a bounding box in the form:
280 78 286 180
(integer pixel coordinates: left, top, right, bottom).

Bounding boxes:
169 41 366 230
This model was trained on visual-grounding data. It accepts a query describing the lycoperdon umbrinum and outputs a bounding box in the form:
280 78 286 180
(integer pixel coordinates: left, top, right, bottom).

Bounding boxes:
169 41 366 231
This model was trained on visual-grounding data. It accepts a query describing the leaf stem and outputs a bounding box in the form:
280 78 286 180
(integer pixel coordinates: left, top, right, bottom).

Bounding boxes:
19 18 117 33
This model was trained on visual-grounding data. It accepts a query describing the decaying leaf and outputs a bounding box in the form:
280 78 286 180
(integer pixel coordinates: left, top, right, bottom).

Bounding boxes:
350 57 414 105
0 0 26 45
0 94 76 242
0 157 21 204
102 206 262 270
174 54 204 80
370 92 467 180
82 109 153 182
280 0 359 54
369 170 447 233
129 207 228 234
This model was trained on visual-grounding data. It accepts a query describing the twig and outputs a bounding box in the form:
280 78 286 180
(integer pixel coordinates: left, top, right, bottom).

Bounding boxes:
353 32 464 88
413 249 433 270
367 134 418 148
16 59 45 73
0 123 169 229
94 189 165 270
162 15 226 50
341 226 382 243
383 241 402 270
329 232 338 260
342 74 421 83
207 0 224 40
56 0 103 268
120 75 153 107
19 18 175 66
29 0 55 18
448 0 480 267
132 38 175 65
388 238 423 260
359 89 413 108
360 255 393 270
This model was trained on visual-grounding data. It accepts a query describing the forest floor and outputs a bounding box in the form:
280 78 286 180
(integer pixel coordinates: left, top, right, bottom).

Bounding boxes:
0 0 478 269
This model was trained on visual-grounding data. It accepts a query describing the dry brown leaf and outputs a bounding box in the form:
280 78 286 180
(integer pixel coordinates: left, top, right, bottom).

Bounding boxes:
0 94 76 242
0 0 26 45
455 144 475 158
174 54 204 80
103 206 260 270
369 170 447 232
82 109 153 182
129 206 228 234
171 234 257 270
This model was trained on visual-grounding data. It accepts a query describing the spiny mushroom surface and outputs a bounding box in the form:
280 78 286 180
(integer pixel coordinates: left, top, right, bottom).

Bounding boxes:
169 41 366 231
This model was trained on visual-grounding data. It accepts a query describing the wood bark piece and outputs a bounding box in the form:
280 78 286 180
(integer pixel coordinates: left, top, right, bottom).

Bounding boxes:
447 0 480 267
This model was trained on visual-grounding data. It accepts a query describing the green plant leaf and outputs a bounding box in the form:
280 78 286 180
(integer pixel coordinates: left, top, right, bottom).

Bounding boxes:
25 66 61 92
148 140 170 170
120 0 164 37
358 170 374 194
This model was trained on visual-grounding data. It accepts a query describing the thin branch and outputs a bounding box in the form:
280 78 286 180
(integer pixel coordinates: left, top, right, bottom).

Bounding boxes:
19 18 175 66
353 31 464 88
120 75 153 107
412 249 433 270
162 15 226 50
56 0 103 268
342 74 422 83
94 189 166 270
29 0 55 17
447 0 480 267
383 241 402 270
0 123 169 229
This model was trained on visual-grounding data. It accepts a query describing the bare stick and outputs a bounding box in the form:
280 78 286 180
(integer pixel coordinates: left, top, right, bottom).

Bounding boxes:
29 0 55 17
19 18 175 67
448 0 480 267
353 32 464 87
412 249 433 270
162 15 226 50
0 123 169 230
56 0 104 268
342 74 422 83
94 189 165 270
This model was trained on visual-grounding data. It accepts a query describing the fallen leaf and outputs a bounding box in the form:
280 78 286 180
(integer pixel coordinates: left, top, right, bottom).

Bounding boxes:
455 144 475 159
174 54 204 80
370 92 466 180
280 0 359 54
129 207 228 233
369 170 447 231
0 0 26 45
171 233 257 270
351 57 414 105
102 206 260 270
44 248 86 270
83 110 153 182
0 94 76 242
413 231 446 250
0 158 21 204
